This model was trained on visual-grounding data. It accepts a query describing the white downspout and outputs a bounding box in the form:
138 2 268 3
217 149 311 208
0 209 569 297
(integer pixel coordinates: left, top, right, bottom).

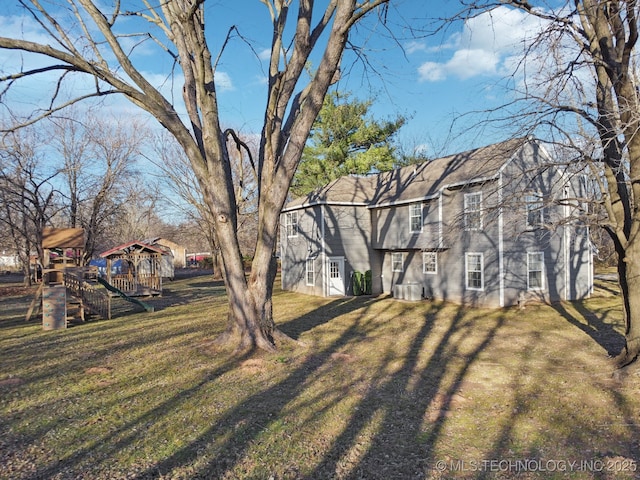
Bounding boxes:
564 186 571 301
498 171 505 307
438 191 443 248
321 205 326 297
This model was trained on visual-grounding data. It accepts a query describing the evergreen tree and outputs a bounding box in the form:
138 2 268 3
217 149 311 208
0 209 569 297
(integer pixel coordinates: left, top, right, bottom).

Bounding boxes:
291 91 406 196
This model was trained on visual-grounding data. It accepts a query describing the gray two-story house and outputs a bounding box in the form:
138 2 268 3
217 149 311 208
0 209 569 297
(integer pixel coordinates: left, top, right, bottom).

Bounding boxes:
280 137 593 308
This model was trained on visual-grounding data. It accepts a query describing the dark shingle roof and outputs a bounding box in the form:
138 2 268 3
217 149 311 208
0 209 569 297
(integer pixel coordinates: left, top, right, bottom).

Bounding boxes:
283 174 378 210
284 137 530 211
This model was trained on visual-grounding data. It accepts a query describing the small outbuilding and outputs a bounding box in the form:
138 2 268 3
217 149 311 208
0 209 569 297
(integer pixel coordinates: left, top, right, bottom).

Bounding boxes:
145 237 186 270
100 241 165 296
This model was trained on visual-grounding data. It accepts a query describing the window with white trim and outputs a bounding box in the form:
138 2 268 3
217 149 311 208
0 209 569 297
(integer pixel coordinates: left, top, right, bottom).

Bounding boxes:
306 258 314 286
391 252 404 272
525 192 543 228
465 252 484 290
410 202 423 233
285 212 298 238
464 192 483 230
527 252 545 290
423 252 437 274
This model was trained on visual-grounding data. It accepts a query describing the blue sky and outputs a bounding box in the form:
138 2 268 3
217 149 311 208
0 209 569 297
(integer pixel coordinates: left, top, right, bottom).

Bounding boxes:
0 1 545 157
200 1 542 155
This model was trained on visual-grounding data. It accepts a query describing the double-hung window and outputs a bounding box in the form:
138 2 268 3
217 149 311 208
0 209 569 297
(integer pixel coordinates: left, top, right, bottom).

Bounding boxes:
391 252 404 272
464 192 483 230
410 202 423 233
527 252 544 290
465 252 484 290
285 212 298 238
305 258 314 286
423 252 437 274
525 192 544 229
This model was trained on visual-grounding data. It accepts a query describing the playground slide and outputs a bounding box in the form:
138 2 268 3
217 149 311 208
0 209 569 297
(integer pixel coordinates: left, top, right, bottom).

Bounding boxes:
96 277 155 313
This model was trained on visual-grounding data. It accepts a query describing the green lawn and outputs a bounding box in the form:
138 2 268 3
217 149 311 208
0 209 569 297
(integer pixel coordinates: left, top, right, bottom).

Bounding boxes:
0 272 638 479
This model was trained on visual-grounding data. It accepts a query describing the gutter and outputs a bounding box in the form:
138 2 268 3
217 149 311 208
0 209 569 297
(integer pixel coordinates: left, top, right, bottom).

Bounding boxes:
282 200 369 213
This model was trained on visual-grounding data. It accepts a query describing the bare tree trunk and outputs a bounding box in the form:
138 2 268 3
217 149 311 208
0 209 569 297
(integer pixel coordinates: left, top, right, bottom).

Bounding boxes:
0 0 390 354
211 248 223 280
211 204 277 352
20 252 32 287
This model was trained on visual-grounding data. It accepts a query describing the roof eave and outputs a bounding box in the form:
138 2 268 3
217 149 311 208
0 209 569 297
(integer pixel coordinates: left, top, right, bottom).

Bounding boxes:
282 200 369 213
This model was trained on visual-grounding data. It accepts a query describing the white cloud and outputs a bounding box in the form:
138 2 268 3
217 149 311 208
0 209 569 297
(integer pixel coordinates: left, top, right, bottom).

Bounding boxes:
215 71 234 91
258 48 271 61
417 62 445 82
418 48 500 83
417 6 544 83
405 40 428 55
0 14 50 44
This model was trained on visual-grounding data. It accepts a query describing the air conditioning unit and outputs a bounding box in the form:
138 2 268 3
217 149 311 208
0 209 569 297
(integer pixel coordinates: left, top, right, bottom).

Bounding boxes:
406 283 422 301
393 282 422 301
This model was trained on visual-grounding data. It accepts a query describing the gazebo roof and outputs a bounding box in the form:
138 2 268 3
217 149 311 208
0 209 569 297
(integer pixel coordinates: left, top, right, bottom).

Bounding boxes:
100 241 165 259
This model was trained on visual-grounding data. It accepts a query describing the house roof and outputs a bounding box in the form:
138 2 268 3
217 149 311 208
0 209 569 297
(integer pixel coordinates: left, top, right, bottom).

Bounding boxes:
144 237 184 251
100 241 165 258
284 174 379 210
284 137 531 211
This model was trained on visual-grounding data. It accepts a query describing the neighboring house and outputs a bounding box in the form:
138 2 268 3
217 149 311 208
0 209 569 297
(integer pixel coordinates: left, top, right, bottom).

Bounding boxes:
145 237 187 269
280 137 593 308
0 251 20 271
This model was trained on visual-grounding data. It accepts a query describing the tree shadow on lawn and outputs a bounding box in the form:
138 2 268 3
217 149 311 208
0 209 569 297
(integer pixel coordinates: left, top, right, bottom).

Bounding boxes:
0 288 42 330
476 324 639 480
277 295 381 340
124 299 514 479
304 303 509 479
17 351 252 480
18 294 639 479
551 300 625 357
143 278 227 313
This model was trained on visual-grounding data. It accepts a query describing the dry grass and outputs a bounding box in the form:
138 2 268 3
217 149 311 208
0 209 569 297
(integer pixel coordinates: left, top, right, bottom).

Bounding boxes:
0 271 639 479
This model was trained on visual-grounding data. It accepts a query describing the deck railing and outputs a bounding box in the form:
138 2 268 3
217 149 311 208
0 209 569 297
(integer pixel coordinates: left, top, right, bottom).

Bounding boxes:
63 269 110 319
110 273 161 294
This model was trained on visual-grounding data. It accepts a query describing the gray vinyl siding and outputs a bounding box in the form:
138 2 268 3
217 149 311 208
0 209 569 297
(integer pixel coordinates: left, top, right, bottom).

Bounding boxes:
280 206 324 296
281 204 376 297
439 184 502 306
373 141 592 307
372 198 441 250
323 205 374 295
500 143 581 305
282 138 593 306
376 183 503 306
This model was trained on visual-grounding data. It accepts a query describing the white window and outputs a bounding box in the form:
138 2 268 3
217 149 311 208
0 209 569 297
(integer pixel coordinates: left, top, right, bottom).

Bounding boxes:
525 193 543 228
464 192 483 230
527 252 545 290
422 252 437 274
391 252 404 272
285 212 298 238
306 258 314 286
410 202 423 233
465 253 484 290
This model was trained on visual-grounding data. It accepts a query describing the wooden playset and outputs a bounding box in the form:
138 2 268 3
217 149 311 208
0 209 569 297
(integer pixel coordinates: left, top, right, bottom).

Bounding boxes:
31 228 154 330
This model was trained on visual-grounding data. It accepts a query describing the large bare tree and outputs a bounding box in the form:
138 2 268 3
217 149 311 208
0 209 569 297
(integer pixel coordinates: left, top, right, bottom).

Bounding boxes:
0 0 390 351
455 0 640 368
